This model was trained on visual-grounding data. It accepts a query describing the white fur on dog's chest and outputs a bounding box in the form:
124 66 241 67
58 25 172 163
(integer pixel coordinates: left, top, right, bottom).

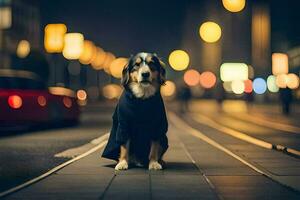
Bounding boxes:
129 83 156 99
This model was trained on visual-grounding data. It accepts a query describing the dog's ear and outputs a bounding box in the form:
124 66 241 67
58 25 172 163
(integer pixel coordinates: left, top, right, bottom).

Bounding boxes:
152 54 166 85
121 56 133 87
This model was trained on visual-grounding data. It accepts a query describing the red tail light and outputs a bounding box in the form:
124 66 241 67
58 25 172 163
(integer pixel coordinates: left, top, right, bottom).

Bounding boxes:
37 96 47 107
63 97 72 108
8 95 22 109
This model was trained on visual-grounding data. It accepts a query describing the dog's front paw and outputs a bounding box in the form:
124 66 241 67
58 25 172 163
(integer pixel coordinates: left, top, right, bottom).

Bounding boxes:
149 160 162 170
115 160 128 170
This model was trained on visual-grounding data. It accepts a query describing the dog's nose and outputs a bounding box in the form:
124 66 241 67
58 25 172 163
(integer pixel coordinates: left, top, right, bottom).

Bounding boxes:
142 72 150 78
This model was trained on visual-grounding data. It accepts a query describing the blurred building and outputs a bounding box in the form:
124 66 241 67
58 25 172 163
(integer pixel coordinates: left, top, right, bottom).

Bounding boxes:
181 0 271 77
0 0 40 68
251 1 271 75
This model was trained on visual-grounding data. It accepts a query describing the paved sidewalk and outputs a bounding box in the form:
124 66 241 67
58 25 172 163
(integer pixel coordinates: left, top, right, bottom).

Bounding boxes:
3 116 300 200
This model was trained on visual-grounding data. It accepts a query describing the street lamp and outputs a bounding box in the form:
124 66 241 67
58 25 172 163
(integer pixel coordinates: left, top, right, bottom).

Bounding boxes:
103 52 116 74
16 40 30 58
91 47 106 70
79 40 97 65
272 53 288 75
222 0 246 13
199 21 222 43
62 33 84 60
168 50 190 71
44 24 67 53
44 24 67 86
161 80 176 97
183 69 200 86
109 57 128 79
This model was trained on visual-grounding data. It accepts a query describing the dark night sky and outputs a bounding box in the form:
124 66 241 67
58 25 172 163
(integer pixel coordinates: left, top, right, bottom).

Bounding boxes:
37 0 300 57
38 0 188 58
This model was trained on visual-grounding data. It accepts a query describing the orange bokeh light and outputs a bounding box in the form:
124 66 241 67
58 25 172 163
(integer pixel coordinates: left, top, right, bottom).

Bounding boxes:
183 69 200 86
91 48 106 70
77 89 87 101
244 79 253 93
199 71 216 89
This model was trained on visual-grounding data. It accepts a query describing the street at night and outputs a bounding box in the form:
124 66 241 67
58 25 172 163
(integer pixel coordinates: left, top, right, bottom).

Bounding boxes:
1 0 300 199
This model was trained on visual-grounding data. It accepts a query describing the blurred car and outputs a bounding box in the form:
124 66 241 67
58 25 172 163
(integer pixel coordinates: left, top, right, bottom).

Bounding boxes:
0 69 80 130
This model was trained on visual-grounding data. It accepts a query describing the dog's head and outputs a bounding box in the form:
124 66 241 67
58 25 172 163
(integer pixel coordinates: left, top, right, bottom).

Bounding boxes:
121 52 166 99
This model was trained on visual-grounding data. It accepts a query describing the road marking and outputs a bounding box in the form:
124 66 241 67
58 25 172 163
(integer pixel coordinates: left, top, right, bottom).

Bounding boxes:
189 113 300 157
0 133 109 198
168 112 300 192
55 134 109 158
229 113 300 134
169 112 265 174
175 132 223 200
190 113 273 149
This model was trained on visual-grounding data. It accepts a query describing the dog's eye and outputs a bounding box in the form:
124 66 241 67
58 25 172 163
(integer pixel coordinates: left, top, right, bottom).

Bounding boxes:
148 63 157 71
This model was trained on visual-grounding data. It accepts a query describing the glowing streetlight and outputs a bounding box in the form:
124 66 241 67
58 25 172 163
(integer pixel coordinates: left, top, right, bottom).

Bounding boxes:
253 78 267 94
16 40 30 58
168 50 190 71
161 80 176 97
199 71 216 89
267 75 279 93
109 57 128 79
0 7 12 29
62 33 84 60
102 84 122 100
199 22 222 43
183 69 200 86
44 24 67 53
222 0 246 13
231 80 244 94
272 53 288 75
79 40 97 65
103 52 116 74
220 63 248 82
244 79 253 93
287 73 299 89
91 48 106 70
276 74 288 88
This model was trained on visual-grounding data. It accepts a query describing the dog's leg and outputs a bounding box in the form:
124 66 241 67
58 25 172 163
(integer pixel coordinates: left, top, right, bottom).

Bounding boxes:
115 141 129 170
148 141 162 170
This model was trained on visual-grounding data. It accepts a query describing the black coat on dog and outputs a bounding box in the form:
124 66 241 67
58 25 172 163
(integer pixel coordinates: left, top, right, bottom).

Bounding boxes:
102 89 168 165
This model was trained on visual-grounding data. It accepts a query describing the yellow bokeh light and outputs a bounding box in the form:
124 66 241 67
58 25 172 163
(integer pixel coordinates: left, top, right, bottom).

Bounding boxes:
223 82 232 92
272 53 288 75
287 73 299 89
168 50 190 71
220 63 248 82
44 24 67 53
161 80 176 97
102 84 122 99
79 40 96 65
16 40 30 58
276 74 288 88
199 21 222 43
91 48 106 70
62 33 84 60
231 80 245 94
222 0 246 13
103 52 116 74
109 57 128 79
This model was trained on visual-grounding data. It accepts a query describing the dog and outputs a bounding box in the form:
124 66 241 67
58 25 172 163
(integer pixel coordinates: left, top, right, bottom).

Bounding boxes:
102 52 168 170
